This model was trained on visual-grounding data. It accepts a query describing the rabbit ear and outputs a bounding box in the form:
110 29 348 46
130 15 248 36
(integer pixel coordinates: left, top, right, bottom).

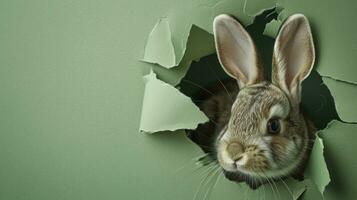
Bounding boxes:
213 14 263 88
272 14 315 103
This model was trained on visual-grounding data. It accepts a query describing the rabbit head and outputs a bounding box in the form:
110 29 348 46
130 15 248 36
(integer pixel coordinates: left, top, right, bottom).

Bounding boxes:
213 14 315 186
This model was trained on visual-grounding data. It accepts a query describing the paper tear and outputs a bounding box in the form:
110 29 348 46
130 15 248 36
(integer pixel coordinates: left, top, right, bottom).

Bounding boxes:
291 181 309 200
143 18 176 68
243 0 277 17
146 25 215 86
318 120 357 199
262 7 286 38
139 70 208 133
262 3 357 122
196 153 214 166
263 18 281 37
138 1 355 199
142 0 279 71
322 76 357 123
299 179 324 200
274 0 357 85
304 135 330 196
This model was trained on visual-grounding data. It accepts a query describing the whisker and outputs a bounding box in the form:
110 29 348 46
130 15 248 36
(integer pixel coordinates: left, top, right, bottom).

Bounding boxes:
206 117 221 126
194 145 216 152
207 63 234 102
262 172 278 200
192 162 216 175
264 9 277 19
279 177 294 200
202 110 230 115
174 156 206 174
192 99 211 103
198 162 218 177
193 164 219 200
270 177 281 200
203 167 221 200
181 79 215 96
256 173 266 200
174 153 215 175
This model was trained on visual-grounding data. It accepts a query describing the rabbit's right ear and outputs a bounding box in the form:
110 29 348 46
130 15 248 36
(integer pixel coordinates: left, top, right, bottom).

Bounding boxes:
213 14 263 88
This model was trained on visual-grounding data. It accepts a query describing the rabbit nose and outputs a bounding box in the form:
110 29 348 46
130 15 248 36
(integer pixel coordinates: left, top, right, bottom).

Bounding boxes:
226 142 244 161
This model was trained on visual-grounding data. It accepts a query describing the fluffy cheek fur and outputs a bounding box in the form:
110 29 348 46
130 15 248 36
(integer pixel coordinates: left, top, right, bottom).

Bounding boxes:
266 120 309 174
269 136 300 169
216 120 309 177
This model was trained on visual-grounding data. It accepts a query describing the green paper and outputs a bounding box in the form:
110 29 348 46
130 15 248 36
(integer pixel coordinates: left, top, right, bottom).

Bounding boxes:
140 70 208 133
322 76 357 123
299 179 324 200
304 136 330 195
143 18 176 68
243 0 277 16
148 25 216 86
1 0 356 199
320 120 357 200
0 1 212 199
263 19 281 38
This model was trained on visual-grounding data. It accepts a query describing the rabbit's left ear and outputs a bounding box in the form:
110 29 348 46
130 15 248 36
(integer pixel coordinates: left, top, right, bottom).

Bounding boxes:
272 14 315 103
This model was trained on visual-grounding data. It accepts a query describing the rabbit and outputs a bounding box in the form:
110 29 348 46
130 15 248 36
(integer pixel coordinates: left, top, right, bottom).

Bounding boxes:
189 14 317 189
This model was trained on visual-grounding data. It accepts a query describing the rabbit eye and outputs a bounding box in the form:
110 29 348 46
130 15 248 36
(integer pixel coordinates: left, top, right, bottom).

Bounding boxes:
267 119 280 134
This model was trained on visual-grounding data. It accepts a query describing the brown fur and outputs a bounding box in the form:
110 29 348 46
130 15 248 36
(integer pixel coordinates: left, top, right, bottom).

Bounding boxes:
187 13 317 189
190 79 316 187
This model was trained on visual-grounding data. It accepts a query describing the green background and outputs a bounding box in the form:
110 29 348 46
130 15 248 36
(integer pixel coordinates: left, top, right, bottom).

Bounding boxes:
0 1 222 199
1 0 356 200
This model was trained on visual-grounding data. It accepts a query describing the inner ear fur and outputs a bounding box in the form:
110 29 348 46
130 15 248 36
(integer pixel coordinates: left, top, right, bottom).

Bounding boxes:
272 14 315 102
213 14 264 88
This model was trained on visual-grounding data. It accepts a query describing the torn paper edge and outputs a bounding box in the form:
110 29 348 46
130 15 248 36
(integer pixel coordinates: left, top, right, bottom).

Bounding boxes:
139 70 208 134
322 76 357 123
322 75 357 87
142 2 279 77
138 2 341 199
305 135 331 196
142 18 176 68
243 0 278 17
